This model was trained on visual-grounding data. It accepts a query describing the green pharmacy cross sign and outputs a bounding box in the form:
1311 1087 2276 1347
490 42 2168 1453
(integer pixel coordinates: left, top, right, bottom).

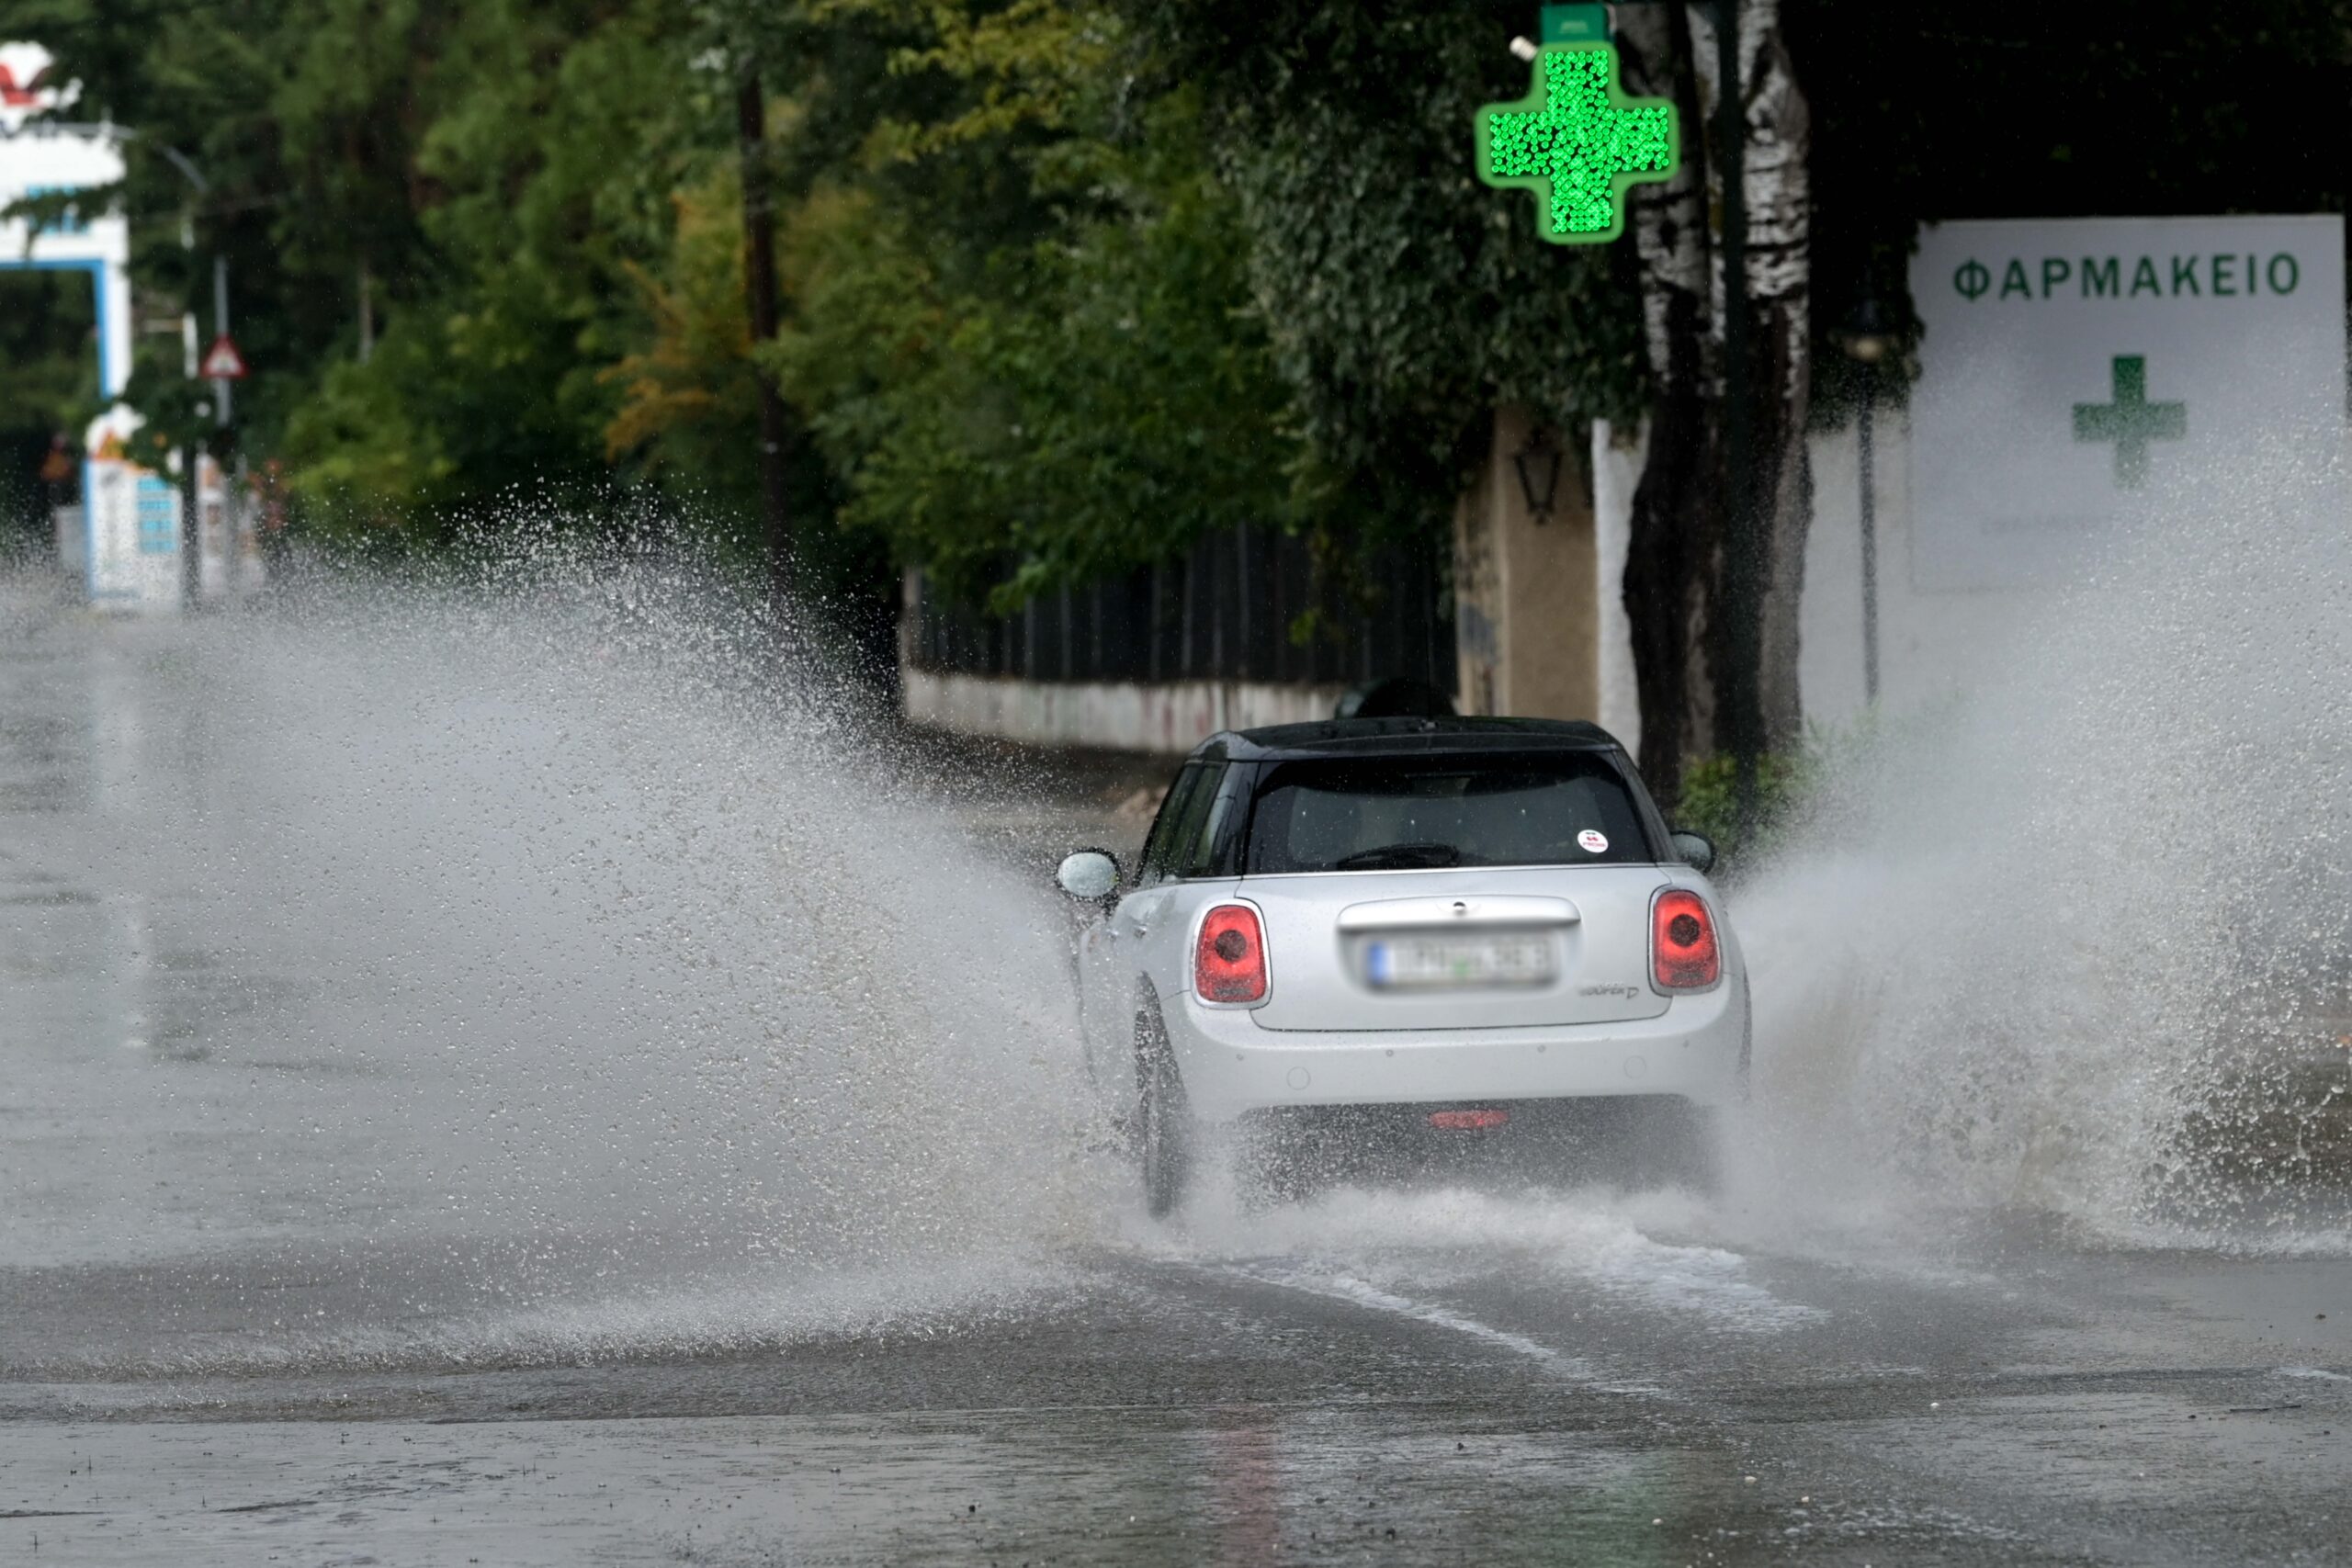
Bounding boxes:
1474 43 1678 244
2073 355 2187 490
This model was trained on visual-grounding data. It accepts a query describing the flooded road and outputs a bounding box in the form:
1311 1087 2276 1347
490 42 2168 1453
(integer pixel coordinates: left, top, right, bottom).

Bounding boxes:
5 570 2351 1565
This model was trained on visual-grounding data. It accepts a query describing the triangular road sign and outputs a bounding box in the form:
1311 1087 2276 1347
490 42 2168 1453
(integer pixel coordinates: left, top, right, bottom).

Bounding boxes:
200 334 248 379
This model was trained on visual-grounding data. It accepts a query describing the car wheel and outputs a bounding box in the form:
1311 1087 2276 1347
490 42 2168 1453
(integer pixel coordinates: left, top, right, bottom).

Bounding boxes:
1136 1006 1192 1217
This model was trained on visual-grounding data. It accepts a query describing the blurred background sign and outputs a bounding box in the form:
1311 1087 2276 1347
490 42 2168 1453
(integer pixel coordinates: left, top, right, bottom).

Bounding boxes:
0 39 74 132
1540 5 1610 44
200 334 247 380
1909 215 2347 592
1 39 153 604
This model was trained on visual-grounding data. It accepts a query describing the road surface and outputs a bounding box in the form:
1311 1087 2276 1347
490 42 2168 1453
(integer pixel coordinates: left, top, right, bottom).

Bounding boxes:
4 572 2348 1565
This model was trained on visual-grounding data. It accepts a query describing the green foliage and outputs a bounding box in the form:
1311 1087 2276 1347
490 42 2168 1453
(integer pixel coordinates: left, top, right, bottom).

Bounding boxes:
30 0 726 516
0 272 99 539
1670 750 1814 871
0 272 99 435
14 0 1646 606
601 174 769 513
1131 0 1650 542
277 286 612 535
764 79 1302 607
1672 707 1940 870
24 0 2343 628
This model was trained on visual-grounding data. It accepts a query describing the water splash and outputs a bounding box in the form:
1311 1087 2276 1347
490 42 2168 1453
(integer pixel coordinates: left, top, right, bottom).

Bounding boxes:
1738 435 2352 1247
1 536 1116 1367
1168 1181 1818 1335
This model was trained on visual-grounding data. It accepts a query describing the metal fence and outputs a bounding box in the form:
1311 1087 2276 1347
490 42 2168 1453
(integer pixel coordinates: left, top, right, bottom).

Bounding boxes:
906 525 1456 693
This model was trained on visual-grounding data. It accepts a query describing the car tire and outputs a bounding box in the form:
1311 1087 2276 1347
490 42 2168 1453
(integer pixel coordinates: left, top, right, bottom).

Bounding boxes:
1136 1005 1192 1218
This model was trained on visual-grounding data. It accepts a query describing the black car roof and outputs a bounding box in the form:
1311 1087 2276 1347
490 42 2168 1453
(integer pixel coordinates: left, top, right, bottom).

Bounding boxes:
1196 716 1627 762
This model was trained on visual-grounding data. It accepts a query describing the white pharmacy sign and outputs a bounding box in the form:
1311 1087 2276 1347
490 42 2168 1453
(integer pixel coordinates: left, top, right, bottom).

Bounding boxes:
1909 215 2346 591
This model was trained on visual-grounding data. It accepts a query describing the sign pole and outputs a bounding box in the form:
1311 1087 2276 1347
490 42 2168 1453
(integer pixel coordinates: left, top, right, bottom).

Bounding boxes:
1858 392 1879 704
211 254 239 592
180 220 200 612
211 254 232 428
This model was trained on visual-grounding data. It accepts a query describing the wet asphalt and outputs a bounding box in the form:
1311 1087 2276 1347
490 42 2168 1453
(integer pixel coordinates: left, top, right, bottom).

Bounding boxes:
6 1231 2351 1564
5 580 2352 1566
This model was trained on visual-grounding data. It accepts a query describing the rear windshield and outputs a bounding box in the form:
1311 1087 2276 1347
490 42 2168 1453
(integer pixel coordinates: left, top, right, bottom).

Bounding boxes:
1245 753 1652 874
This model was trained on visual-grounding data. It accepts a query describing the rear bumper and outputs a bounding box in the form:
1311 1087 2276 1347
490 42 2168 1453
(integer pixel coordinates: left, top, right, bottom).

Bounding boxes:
1167 977 1747 1123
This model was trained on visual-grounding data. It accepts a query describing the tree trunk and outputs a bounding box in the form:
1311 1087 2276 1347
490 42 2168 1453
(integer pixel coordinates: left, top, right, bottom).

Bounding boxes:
737 70 794 611
1738 1 1814 750
1615 0 1718 807
1613 0 1812 804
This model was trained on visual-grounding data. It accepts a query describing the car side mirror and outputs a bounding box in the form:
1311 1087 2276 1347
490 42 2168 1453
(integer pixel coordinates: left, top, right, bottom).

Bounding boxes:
1055 848 1122 902
1669 829 1716 874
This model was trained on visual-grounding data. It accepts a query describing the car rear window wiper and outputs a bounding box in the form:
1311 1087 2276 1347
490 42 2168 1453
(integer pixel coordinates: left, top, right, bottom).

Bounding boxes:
1331 841 1462 871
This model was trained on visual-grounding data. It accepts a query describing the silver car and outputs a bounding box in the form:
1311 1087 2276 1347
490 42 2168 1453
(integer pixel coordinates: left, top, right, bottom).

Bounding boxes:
1056 716 1748 1213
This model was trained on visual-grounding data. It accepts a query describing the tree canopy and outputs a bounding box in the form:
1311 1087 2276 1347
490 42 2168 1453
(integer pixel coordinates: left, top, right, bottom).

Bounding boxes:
9 0 2346 621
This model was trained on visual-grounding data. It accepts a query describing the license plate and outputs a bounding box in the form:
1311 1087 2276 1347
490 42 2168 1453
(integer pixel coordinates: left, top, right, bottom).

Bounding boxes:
1363 933 1556 989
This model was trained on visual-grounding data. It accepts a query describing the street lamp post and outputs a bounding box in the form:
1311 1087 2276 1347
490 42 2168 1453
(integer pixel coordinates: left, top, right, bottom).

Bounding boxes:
211 254 232 427
1837 295 1896 707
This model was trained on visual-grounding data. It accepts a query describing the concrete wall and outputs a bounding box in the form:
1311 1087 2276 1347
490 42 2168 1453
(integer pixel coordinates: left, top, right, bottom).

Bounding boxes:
903 666 1351 753
1453 406 1602 722
1797 407 2048 732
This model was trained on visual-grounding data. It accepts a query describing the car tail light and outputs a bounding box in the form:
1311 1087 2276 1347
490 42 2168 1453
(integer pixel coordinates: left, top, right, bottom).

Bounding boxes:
1430 1109 1510 1131
1195 903 1268 1004
1651 889 1720 991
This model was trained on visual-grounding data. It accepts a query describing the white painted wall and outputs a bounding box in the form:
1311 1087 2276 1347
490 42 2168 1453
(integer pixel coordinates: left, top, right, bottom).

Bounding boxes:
904 668 1351 754
1798 409 2043 732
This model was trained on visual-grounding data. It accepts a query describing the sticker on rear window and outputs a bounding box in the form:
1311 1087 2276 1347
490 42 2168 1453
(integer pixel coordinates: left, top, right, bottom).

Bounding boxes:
1577 829 1608 854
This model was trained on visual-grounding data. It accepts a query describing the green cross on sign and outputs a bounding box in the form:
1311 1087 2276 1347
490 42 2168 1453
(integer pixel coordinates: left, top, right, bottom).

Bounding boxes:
2072 355 2186 490
1475 44 1677 245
